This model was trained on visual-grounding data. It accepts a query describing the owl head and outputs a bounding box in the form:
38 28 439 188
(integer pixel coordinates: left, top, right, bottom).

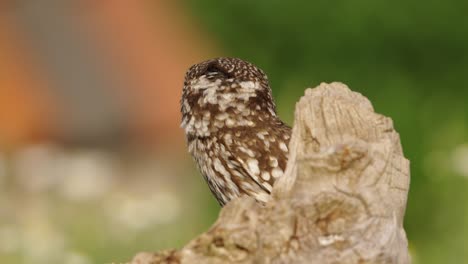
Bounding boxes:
181 58 277 124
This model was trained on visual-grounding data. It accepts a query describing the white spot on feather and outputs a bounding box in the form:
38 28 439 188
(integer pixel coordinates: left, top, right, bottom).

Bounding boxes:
256 132 265 140
261 171 271 181
236 103 246 111
226 119 235 127
269 157 278 167
239 147 255 157
224 134 233 145
183 100 191 112
191 76 213 90
271 167 283 178
241 181 255 192
247 159 260 176
216 112 229 120
239 81 256 89
279 142 288 152
262 182 273 192
213 158 231 180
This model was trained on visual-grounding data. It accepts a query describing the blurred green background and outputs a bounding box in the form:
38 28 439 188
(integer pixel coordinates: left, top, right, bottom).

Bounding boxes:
0 1 467 263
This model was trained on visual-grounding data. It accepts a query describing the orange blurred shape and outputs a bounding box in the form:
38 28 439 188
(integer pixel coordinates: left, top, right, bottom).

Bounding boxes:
0 15 57 149
80 0 215 149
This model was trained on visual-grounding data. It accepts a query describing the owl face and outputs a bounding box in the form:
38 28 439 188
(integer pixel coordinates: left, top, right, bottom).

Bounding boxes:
181 58 276 132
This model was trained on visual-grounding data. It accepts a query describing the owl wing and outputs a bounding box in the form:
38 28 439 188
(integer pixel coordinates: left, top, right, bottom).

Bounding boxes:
223 126 290 203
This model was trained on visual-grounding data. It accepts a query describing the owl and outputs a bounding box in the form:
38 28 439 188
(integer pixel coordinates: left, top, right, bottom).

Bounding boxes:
181 57 291 206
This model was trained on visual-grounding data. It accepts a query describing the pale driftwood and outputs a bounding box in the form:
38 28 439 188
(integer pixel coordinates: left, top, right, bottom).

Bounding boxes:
128 82 410 264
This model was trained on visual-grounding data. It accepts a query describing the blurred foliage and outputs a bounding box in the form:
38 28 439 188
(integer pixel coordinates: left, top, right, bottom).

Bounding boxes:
183 0 468 263
0 147 219 264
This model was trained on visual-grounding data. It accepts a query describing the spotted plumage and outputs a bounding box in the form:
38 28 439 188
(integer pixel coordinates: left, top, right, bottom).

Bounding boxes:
181 57 291 206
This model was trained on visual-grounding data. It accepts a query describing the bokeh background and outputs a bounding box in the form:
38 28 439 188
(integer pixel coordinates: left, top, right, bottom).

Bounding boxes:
0 1 467 263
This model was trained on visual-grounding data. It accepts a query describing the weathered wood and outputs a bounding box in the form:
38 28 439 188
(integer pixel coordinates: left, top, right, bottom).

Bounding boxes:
128 82 411 264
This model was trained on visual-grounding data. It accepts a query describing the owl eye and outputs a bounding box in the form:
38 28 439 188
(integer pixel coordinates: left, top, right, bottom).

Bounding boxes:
203 62 233 78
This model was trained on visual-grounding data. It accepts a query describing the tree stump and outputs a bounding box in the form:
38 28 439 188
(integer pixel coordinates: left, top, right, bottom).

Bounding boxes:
128 82 411 264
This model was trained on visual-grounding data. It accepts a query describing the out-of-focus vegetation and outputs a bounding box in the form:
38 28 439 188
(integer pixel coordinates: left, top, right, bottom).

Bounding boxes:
184 1 468 263
0 146 219 264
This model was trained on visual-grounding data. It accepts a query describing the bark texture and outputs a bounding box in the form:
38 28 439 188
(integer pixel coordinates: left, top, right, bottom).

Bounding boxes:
128 82 411 264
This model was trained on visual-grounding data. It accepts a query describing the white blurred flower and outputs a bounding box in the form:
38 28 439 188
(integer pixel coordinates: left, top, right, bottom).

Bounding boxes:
21 205 66 264
58 150 117 201
13 143 63 192
13 144 118 200
107 190 181 231
452 143 468 178
63 251 92 264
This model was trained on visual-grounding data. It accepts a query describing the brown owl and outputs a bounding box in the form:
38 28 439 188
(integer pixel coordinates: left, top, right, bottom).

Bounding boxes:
181 57 291 206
